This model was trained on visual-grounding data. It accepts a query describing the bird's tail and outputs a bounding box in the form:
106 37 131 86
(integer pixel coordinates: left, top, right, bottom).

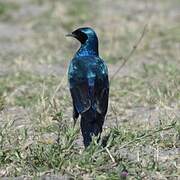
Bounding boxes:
80 108 104 147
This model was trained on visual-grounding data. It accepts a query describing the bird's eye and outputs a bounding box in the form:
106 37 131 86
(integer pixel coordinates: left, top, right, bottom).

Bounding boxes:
73 30 88 44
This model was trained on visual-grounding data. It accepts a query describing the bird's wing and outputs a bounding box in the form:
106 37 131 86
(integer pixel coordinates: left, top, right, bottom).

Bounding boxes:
95 61 109 116
70 81 91 114
68 57 91 114
68 56 109 115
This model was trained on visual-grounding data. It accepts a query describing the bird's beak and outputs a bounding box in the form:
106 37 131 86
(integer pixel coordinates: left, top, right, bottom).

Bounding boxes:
66 33 75 37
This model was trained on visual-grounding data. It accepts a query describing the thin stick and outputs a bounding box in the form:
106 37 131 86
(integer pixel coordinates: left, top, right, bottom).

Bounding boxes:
118 123 175 149
110 104 119 126
51 75 66 102
105 147 116 163
110 23 148 82
47 75 66 111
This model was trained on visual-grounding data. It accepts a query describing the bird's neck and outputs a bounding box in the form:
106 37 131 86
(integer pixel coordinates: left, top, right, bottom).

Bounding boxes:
76 39 99 57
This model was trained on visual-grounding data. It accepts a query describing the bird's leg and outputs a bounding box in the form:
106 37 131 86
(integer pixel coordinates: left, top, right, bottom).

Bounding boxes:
73 107 79 127
73 117 77 127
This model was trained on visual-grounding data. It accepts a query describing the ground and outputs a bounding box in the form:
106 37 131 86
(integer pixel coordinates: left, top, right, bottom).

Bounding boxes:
0 0 179 179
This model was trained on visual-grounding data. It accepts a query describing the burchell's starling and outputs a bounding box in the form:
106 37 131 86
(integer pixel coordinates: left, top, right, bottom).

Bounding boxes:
67 27 109 147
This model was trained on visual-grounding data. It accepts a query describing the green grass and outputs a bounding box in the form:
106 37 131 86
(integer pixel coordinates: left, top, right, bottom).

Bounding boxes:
0 0 179 179
0 2 19 21
0 108 178 178
0 2 18 15
0 72 62 108
0 63 179 178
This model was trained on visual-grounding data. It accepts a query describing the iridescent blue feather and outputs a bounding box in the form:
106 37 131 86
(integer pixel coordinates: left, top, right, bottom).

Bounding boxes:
67 27 109 147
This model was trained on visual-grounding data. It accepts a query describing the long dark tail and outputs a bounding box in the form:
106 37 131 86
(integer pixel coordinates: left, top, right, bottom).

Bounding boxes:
80 108 104 147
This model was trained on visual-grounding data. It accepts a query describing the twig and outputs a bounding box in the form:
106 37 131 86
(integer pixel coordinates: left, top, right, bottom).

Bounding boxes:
51 75 66 103
110 23 148 82
105 147 116 163
46 75 66 111
110 104 119 126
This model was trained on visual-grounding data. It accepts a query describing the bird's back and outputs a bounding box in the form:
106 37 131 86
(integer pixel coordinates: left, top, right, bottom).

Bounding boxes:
68 56 108 86
68 56 109 115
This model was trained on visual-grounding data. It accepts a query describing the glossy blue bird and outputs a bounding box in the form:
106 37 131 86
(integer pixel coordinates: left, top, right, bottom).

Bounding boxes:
66 27 109 147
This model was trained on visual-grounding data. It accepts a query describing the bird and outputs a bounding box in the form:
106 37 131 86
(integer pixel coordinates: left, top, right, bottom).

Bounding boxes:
66 27 109 147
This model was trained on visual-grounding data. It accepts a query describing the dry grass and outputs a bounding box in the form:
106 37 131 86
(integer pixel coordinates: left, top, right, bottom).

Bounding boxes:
0 0 179 179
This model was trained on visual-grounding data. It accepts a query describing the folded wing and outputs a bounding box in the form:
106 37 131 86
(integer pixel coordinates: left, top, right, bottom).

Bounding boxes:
68 56 109 116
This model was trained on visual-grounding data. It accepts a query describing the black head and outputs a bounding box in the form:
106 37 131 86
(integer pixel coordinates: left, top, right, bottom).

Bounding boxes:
66 27 99 56
66 27 97 44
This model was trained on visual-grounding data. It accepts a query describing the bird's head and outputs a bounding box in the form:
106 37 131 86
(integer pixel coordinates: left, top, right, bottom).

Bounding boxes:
66 27 99 56
66 27 97 44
